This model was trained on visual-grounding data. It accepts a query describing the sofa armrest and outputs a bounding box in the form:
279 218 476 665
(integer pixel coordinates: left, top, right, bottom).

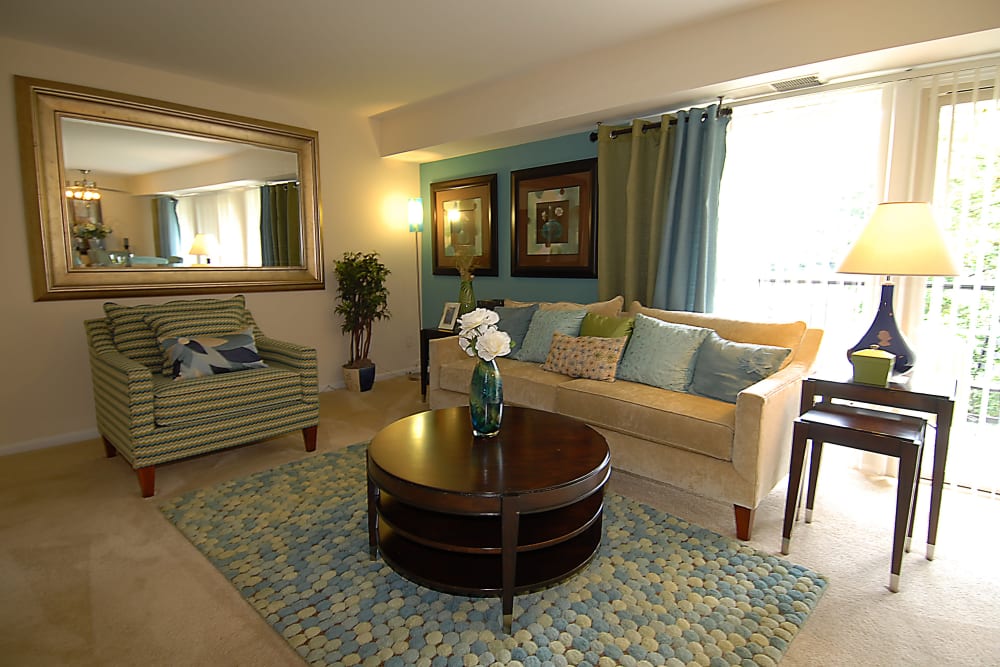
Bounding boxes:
428 336 463 391
257 335 319 401
730 327 824 506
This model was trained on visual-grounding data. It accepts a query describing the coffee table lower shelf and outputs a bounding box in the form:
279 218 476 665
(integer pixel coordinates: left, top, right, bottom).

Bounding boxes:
377 519 603 595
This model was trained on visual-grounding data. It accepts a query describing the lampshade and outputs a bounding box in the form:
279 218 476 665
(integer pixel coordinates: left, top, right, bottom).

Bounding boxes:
837 202 958 277
188 233 215 257
407 197 423 232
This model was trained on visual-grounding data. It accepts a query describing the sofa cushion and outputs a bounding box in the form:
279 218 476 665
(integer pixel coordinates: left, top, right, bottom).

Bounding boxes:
511 309 587 362
505 295 623 317
158 327 268 380
556 379 736 461
579 312 634 338
438 356 573 413
494 304 539 351
542 332 627 381
104 296 249 371
628 302 806 369
691 332 791 403
617 314 711 391
151 361 303 427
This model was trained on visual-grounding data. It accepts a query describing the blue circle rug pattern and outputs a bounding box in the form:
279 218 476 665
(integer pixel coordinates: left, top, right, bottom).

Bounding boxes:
160 444 827 666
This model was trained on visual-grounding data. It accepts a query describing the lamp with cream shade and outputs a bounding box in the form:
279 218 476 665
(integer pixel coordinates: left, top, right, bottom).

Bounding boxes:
837 201 959 374
188 233 217 266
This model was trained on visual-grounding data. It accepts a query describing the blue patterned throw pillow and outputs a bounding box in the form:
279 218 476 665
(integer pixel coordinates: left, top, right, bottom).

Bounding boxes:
159 327 267 380
511 309 587 363
616 313 711 391
691 332 791 403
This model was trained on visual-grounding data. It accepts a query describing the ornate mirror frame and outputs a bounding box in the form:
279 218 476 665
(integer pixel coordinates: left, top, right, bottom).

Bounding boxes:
15 76 324 301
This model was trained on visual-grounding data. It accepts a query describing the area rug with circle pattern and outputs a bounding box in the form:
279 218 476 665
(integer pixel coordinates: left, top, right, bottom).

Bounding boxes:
160 443 827 666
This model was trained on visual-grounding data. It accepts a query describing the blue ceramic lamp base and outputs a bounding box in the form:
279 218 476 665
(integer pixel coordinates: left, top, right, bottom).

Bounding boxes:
846 282 915 374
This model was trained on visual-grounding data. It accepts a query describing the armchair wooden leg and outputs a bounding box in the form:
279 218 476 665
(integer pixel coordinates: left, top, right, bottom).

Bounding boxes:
136 467 155 498
102 436 116 458
734 505 755 541
303 425 318 452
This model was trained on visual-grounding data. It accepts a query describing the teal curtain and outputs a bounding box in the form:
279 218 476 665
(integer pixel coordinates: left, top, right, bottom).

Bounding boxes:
596 104 729 312
261 183 301 267
652 103 730 312
153 196 181 258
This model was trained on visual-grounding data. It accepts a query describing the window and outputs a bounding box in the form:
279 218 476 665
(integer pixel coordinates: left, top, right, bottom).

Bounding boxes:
716 62 1000 493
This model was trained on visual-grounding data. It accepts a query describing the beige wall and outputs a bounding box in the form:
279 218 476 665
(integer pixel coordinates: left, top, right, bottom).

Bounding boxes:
0 37 420 454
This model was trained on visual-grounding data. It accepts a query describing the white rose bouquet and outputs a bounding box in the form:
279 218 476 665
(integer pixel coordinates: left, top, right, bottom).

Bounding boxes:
457 308 512 362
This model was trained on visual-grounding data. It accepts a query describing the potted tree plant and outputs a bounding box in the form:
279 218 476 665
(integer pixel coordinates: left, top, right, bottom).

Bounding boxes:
333 251 391 392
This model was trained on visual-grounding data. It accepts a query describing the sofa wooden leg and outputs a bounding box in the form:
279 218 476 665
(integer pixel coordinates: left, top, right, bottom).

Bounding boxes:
136 467 155 498
303 425 318 452
102 436 116 458
734 505 755 541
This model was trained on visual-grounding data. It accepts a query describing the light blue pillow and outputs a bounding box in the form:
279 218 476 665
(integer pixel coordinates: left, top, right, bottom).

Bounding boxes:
691 332 791 403
616 313 710 390
495 304 539 351
512 309 587 363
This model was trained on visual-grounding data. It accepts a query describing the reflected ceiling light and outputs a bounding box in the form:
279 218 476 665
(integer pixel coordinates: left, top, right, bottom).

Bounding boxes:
64 169 102 201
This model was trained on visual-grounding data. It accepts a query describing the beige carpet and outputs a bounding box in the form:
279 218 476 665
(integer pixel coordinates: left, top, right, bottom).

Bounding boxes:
1 375 998 666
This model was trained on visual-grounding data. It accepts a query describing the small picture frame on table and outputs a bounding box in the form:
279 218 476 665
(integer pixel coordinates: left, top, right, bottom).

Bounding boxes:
438 302 460 331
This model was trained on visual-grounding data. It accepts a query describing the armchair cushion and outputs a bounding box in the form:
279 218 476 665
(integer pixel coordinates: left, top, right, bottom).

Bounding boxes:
158 327 267 380
104 296 249 371
145 311 249 375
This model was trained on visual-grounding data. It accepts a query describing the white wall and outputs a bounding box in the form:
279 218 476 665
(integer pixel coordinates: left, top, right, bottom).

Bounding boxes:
373 0 1000 159
0 37 420 454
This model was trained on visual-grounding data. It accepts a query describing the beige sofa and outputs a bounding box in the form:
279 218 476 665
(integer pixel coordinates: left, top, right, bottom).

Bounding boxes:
428 298 823 540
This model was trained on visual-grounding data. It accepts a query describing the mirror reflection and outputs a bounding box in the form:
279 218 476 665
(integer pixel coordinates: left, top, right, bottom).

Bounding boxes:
15 76 323 300
61 118 304 269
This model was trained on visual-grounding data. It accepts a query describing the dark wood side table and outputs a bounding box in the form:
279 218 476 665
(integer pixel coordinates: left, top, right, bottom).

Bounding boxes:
801 374 956 559
419 328 456 399
366 406 611 633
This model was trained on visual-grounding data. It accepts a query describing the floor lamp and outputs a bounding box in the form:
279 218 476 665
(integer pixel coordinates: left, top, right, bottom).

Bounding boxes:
837 202 958 374
407 197 424 329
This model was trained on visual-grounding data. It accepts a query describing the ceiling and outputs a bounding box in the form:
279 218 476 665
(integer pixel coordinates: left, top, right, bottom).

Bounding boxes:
1 0 777 117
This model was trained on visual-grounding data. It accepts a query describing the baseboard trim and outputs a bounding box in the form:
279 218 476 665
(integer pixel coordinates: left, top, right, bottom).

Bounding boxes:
0 428 100 457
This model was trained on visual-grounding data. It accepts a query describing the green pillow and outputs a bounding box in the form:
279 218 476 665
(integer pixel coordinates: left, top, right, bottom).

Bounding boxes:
580 312 634 338
511 309 587 363
616 313 710 391
494 305 538 351
691 332 791 403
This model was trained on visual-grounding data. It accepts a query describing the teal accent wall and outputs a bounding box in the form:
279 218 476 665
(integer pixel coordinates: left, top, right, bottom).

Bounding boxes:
418 132 597 328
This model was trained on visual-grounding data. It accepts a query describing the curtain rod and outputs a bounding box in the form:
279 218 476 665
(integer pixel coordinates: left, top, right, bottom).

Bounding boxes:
588 105 732 142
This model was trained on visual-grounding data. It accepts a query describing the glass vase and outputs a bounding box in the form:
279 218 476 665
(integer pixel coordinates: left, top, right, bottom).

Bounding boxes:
469 358 503 438
457 279 477 320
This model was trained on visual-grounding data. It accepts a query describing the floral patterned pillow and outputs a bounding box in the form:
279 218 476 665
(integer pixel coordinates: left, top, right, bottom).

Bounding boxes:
158 327 267 380
541 332 629 382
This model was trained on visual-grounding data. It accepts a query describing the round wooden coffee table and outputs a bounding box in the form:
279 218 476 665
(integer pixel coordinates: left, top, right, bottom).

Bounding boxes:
366 406 610 632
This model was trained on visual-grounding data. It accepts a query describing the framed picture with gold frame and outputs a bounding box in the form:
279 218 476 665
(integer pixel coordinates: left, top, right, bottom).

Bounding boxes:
511 158 597 278
430 174 499 276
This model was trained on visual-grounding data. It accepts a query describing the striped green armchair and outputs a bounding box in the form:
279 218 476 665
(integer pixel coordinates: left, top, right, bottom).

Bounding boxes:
85 295 319 497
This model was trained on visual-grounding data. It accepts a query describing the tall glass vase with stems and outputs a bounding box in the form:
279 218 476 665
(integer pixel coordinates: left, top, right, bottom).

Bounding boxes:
458 279 476 320
469 358 503 437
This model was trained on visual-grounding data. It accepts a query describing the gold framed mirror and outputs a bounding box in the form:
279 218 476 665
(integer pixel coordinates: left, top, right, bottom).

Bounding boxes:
15 76 324 301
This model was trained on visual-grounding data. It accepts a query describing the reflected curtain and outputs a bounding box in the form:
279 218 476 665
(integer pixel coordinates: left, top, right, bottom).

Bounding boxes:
175 188 261 266
153 196 181 259
597 104 730 311
261 183 301 267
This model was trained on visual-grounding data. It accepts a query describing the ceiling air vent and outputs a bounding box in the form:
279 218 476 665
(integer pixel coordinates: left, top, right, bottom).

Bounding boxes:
770 75 824 92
